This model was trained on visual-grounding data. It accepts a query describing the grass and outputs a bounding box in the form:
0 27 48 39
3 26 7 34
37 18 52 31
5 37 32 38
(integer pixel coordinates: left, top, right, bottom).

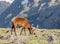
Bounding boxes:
0 28 60 44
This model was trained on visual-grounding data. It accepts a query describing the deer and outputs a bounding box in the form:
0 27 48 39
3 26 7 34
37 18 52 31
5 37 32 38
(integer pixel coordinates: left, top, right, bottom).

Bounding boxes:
8 16 35 36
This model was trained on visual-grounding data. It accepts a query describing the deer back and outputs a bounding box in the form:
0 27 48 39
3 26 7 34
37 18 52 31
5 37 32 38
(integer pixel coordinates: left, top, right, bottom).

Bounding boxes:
12 17 30 27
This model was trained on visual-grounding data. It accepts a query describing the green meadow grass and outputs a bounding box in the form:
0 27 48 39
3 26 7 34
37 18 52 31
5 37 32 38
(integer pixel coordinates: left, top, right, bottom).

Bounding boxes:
0 28 60 44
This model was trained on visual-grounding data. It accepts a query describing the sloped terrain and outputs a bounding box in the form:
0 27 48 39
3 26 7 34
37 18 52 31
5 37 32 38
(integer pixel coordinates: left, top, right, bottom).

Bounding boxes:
0 28 60 44
0 0 60 28
0 1 10 15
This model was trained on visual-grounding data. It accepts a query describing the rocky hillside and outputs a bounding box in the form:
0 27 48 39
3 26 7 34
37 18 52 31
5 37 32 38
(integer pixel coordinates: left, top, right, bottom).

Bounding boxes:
0 1 10 15
0 0 60 28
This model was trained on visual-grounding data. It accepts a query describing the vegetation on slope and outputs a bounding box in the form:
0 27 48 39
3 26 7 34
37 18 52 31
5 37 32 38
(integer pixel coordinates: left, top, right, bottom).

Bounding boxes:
0 28 60 44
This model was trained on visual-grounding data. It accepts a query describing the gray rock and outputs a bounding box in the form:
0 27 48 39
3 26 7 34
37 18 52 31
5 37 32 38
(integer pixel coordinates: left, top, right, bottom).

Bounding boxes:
0 35 4 39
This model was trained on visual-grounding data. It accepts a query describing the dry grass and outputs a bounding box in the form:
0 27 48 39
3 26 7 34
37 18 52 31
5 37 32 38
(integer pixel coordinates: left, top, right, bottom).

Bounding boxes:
0 28 60 44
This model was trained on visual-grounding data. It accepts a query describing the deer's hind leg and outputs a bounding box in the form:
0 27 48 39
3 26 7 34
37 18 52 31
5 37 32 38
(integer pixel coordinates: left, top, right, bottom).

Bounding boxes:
23 27 26 36
11 22 14 35
11 22 17 36
13 24 17 36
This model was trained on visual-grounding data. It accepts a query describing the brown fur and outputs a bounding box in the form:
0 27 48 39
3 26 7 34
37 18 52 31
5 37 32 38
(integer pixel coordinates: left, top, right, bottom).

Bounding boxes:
11 16 33 35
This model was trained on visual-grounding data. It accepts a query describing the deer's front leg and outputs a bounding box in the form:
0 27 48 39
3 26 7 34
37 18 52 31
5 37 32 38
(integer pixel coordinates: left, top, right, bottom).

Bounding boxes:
20 27 24 35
